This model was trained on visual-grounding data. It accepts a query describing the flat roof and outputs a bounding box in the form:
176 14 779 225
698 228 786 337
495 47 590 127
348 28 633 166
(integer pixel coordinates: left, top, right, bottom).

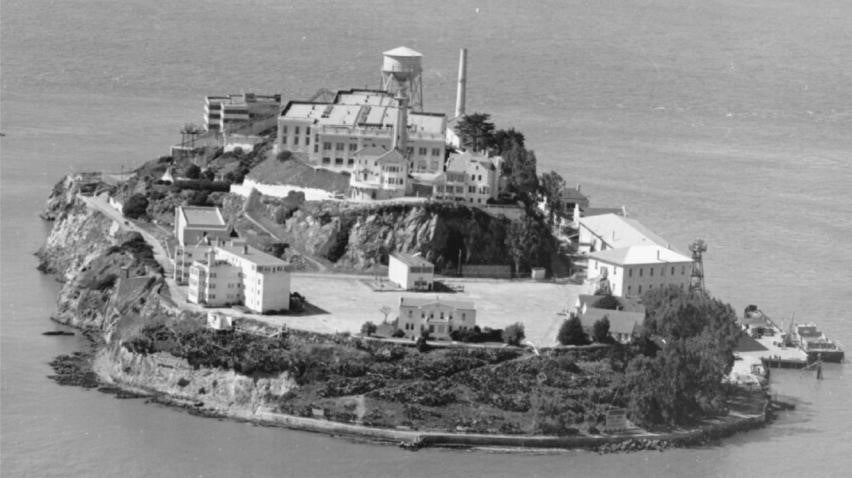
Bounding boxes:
216 243 289 267
179 206 226 228
281 102 445 135
399 297 475 310
391 252 433 267
588 245 693 266
579 213 671 250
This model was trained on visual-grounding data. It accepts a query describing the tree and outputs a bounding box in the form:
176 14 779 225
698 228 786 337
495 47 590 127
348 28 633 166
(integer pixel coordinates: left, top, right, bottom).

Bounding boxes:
502 322 526 346
454 113 495 152
123 193 149 219
504 215 554 276
501 142 539 198
557 316 589 346
360 321 377 337
379 305 392 324
491 128 525 154
183 164 201 179
593 294 621 310
538 170 566 226
592 316 611 343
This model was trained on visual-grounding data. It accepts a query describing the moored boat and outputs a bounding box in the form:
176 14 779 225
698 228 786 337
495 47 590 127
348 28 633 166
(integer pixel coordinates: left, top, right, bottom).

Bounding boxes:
793 324 845 363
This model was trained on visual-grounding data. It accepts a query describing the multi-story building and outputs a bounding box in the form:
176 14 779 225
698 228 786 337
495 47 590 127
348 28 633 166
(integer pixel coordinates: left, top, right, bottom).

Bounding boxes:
204 93 281 133
397 297 476 340
186 240 290 313
430 152 500 204
174 206 230 247
577 213 671 254
348 147 409 200
388 252 434 290
587 245 693 298
275 89 446 173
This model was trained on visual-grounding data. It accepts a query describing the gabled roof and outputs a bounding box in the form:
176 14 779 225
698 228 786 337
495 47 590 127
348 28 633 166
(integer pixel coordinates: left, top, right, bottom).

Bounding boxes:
376 149 405 165
579 213 670 250
391 252 433 268
354 146 390 158
578 308 645 336
588 245 693 266
178 206 227 229
383 46 422 57
399 296 475 310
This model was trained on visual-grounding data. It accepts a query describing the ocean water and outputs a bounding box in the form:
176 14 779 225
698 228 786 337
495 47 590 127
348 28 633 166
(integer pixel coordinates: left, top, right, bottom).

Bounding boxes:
2 0 851 476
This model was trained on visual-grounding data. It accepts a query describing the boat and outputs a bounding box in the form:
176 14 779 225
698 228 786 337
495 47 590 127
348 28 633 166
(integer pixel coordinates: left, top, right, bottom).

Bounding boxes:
793 324 845 363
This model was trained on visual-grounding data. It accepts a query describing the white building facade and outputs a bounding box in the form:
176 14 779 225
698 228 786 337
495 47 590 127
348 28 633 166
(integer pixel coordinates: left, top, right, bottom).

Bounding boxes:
187 240 290 313
587 245 693 298
349 148 410 201
388 252 434 290
397 297 476 340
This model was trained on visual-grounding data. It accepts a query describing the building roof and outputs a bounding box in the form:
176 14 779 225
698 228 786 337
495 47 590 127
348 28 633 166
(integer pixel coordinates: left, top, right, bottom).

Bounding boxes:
383 46 422 57
377 149 405 165
216 242 289 267
246 158 350 193
582 207 625 218
280 102 445 136
446 152 496 172
579 213 670 250
399 296 475 310
577 294 646 313
559 187 589 205
178 206 227 229
391 252 433 268
588 245 693 266
578 308 645 337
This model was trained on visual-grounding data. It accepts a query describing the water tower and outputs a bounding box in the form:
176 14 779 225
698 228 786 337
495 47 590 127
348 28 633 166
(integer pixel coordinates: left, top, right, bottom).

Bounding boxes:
381 46 423 111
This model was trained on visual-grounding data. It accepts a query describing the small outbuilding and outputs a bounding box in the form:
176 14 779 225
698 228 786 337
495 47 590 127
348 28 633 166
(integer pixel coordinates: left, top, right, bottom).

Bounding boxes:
388 252 434 291
206 312 234 331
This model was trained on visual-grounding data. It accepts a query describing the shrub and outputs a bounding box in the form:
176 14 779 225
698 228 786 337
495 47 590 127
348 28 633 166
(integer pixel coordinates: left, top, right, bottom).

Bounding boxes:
502 322 526 346
361 321 377 337
183 164 201 179
592 316 612 343
392 329 406 338
277 150 293 162
557 316 589 346
416 336 430 353
594 294 621 310
123 194 149 219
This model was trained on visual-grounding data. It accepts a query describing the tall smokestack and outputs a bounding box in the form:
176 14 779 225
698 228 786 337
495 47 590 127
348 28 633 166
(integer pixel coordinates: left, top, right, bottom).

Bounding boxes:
454 48 467 119
393 90 409 152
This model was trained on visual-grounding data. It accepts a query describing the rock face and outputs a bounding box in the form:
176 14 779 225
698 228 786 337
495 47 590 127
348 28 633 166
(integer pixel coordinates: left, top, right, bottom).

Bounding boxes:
238 198 518 272
95 345 297 413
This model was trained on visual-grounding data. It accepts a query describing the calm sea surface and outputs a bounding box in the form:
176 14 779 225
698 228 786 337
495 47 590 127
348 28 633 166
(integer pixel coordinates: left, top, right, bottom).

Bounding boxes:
2 1 851 476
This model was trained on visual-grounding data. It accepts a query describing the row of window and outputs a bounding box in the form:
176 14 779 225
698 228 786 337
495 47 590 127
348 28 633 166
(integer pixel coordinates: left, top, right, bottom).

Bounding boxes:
281 126 311 136
627 283 686 295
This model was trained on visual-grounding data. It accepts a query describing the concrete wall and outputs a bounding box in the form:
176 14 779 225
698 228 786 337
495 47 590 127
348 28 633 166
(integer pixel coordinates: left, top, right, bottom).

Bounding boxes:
230 179 339 202
461 264 512 279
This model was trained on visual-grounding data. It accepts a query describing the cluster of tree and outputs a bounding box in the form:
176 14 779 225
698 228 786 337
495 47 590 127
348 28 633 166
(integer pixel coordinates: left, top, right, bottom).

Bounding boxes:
624 286 742 426
557 315 613 346
449 325 505 343
454 114 538 198
504 213 556 275
122 194 149 219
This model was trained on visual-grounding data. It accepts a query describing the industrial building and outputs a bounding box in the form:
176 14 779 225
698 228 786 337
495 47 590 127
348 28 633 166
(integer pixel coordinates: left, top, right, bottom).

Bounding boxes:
204 93 281 133
274 47 447 173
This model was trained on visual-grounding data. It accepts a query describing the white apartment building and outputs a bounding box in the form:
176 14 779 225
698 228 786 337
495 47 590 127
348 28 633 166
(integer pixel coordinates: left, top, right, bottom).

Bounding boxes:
174 206 230 247
397 297 476 340
587 245 693 298
578 213 671 254
187 240 290 313
388 252 434 290
275 89 446 173
349 148 409 200
204 93 281 133
431 152 500 204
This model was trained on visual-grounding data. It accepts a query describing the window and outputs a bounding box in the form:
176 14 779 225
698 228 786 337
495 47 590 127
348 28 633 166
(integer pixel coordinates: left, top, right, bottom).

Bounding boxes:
292 137 299 146
682 266 686 275
349 143 357 151
305 137 310 145
418 147 427 155
661 267 665 276
639 268 643 277
431 148 441 156
629 268 633 278
323 142 332 151
335 158 344 165
671 266 675 275
638 285 642 293
314 144 319 153
406 147 414 155
281 126 288 135
347 158 354 166
628 285 632 294
306 127 311 135
336 143 344 151
322 157 330 164
650 268 654 277
294 126 300 135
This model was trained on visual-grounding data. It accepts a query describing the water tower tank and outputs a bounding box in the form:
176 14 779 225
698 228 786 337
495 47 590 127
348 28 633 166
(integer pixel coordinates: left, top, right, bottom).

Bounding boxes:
381 46 424 110
382 46 423 80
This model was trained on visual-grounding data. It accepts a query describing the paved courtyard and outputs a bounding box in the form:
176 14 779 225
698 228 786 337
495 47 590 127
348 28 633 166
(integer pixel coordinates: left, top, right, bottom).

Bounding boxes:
256 274 587 347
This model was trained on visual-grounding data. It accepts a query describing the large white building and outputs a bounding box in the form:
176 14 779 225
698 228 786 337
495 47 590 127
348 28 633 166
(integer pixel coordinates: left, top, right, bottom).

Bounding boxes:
174 206 230 247
397 297 476 340
430 152 501 205
187 240 290 313
349 147 410 201
205 93 281 133
587 245 693 298
577 213 671 254
388 252 434 290
275 89 446 173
